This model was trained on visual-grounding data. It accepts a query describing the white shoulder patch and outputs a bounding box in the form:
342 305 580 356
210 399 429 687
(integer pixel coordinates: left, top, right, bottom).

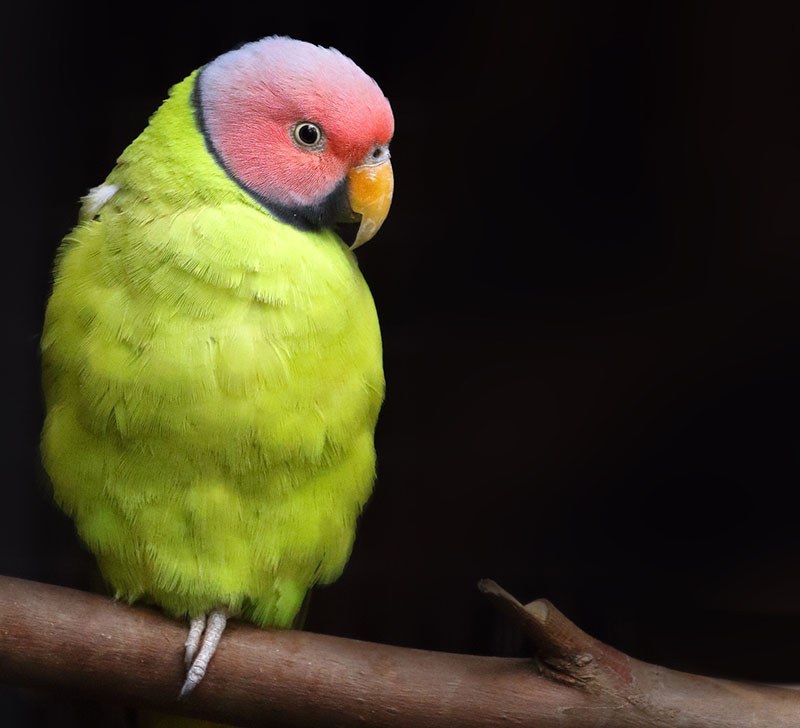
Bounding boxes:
80 183 119 219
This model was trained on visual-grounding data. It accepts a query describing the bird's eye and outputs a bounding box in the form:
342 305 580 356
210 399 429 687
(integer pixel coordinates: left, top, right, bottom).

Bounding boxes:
293 122 323 148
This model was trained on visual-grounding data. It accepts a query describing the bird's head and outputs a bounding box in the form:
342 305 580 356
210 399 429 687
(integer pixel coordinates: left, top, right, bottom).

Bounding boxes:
195 36 394 248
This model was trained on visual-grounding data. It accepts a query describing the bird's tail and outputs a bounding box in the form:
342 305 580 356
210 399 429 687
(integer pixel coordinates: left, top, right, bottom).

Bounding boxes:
137 710 237 728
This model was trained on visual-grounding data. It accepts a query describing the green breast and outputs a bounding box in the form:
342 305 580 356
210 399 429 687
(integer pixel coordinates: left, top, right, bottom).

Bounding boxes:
41 72 384 627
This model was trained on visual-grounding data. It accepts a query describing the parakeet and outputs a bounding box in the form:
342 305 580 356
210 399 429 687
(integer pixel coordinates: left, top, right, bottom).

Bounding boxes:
40 36 394 696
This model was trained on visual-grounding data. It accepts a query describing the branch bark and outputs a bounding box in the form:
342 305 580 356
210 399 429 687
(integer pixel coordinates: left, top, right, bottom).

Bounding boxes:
0 574 797 727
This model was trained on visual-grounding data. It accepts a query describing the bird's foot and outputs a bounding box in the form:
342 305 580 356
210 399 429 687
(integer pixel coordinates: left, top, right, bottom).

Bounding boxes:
184 615 206 669
179 610 227 700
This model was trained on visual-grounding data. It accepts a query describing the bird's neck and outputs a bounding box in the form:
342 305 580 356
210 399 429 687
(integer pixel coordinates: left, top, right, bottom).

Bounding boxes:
107 71 261 214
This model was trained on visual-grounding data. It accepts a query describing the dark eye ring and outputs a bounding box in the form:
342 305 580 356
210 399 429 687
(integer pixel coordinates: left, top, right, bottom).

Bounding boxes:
294 122 322 147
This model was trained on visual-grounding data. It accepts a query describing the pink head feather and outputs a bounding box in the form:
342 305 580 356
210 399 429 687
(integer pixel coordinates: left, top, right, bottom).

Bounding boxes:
197 36 394 213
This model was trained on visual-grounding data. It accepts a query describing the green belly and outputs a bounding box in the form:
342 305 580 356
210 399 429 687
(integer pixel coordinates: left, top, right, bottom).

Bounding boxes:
42 198 384 627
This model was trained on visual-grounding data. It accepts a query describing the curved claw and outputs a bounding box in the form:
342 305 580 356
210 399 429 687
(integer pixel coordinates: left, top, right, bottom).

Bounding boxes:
179 610 227 700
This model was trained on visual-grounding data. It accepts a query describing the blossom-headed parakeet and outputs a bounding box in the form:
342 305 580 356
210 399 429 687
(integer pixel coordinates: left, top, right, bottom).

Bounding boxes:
41 36 394 696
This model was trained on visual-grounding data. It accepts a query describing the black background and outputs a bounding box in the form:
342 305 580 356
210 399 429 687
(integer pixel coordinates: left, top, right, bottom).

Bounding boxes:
4 1 800 724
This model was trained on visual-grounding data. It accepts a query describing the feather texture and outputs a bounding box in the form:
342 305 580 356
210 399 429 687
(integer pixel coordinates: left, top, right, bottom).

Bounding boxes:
41 71 384 628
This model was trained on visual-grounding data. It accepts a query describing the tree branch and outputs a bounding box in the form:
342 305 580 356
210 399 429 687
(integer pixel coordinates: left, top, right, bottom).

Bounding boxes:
0 574 797 727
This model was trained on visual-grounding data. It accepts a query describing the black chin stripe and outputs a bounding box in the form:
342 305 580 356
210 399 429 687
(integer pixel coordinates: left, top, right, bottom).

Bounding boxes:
256 177 351 232
191 67 349 233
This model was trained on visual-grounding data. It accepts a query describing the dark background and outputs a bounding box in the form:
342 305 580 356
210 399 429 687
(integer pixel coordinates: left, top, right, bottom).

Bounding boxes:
4 1 800 724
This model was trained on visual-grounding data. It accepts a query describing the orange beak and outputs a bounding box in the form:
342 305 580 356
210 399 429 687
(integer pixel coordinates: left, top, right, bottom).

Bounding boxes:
347 159 394 249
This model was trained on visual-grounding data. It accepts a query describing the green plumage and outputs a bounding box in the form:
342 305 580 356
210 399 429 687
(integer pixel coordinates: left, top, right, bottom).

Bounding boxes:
41 72 384 627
